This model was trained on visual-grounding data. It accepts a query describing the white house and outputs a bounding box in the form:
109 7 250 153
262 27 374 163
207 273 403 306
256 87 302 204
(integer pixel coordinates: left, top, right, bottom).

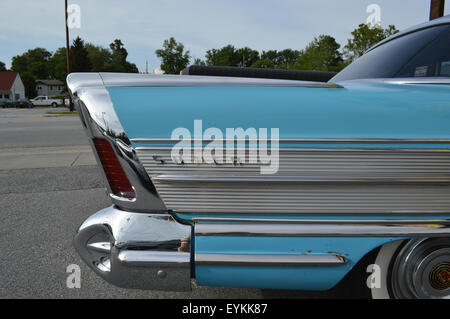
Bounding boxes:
35 79 65 97
0 72 25 101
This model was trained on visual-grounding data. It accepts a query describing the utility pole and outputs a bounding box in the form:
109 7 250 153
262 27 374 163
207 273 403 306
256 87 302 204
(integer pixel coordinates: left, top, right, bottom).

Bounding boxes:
65 0 74 111
430 0 445 20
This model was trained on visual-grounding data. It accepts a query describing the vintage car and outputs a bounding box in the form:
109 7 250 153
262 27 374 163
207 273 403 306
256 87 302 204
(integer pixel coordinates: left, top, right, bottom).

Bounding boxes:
67 15 450 299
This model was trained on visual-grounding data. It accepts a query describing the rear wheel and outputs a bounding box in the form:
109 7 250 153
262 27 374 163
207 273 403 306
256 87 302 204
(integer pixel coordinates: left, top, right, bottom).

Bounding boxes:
51 102 58 108
372 238 450 299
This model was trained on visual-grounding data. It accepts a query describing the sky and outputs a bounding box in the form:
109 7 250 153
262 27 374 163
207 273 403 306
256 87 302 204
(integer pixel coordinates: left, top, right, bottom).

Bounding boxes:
1 0 449 73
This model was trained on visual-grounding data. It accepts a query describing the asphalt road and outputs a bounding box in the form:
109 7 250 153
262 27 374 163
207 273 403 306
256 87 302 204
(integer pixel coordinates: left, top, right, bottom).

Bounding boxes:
0 107 369 298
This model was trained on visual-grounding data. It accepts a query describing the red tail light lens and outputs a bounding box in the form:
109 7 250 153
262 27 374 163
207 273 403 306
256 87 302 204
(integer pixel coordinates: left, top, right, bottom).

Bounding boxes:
93 138 136 199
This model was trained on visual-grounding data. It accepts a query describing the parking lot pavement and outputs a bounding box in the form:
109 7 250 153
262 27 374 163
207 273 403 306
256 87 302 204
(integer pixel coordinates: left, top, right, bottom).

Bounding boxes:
0 109 86 149
0 108 368 298
0 146 95 170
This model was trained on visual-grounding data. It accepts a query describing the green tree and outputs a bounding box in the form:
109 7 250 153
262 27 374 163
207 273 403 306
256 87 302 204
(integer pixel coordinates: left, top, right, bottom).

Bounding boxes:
260 50 279 66
344 24 399 62
193 58 206 66
109 39 138 73
155 37 190 74
236 47 260 67
296 35 343 71
276 49 302 69
205 45 240 66
86 44 112 72
0 61 6 71
250 58 275 69
257 49 301 69
70 37 92 72
20 72 37 98
48 47 68 81
11 48 52 79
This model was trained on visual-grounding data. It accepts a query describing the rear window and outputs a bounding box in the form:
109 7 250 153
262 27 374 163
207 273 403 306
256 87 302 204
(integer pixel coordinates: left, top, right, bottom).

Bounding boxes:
331 24 450 82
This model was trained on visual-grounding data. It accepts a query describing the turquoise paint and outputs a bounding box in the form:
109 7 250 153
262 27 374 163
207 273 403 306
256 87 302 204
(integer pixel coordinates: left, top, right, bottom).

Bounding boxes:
107 81 450 148
195 236 405 290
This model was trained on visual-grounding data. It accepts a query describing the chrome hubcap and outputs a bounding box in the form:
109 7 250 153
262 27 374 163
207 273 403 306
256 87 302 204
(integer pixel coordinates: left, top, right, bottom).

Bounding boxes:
429 262 450 290
391 238 450 299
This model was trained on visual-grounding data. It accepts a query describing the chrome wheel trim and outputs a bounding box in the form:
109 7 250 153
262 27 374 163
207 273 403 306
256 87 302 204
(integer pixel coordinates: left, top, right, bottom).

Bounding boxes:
391 238 450 299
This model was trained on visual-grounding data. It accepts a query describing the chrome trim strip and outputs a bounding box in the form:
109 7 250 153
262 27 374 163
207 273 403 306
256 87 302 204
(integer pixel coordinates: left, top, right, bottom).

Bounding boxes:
195 253 346 266
135 146 450 152
382 77 450 85
118 251 190 266
340 78 450 86
194 218 450 237
131 137 450 144
152 174 450 183
98 72 343 88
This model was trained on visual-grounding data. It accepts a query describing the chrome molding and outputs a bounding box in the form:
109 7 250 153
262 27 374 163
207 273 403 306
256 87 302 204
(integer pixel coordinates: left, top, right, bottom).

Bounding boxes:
73 205 192 291
383 77 450 85
195 253 346 266
341 77 450 86
194 218 450 237
98 72 343 88
136 147 450 214
67 73 167 212
132 137 450 144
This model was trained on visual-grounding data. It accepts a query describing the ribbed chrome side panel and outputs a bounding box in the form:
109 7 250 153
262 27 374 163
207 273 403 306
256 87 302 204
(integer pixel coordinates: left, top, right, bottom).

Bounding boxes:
135 147 450 214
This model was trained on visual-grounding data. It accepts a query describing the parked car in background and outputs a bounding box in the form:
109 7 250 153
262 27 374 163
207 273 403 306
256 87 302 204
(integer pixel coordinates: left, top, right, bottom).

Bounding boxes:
0 99 14 108
68 15 450 299
30 96 68 107
14 98 34 108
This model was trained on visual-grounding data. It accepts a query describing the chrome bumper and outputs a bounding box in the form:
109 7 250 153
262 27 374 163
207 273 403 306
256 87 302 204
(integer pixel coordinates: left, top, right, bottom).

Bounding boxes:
73 206 192 291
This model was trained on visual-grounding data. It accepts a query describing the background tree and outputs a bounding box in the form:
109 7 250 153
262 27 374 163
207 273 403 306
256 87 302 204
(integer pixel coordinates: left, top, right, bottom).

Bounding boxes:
11 48 52 79
277 49 302 69
109 39 138 73
259 50 280 67
205 45 240 66
344 24 399 62
20 72 37 98
155 37 190 74
236 47 260 67
250 58 275 69
193 58 206 66
70 37 92 72
0 62 6 71
48 48 68 81
296 35 343 71
86 44 112 72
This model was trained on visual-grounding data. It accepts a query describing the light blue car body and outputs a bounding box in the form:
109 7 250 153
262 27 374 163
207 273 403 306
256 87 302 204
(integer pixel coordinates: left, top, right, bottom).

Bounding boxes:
107 80 450 290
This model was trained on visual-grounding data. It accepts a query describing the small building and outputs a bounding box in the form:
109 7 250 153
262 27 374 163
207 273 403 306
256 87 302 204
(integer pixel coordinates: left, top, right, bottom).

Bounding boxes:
0 71 25 102
35 79 65 97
